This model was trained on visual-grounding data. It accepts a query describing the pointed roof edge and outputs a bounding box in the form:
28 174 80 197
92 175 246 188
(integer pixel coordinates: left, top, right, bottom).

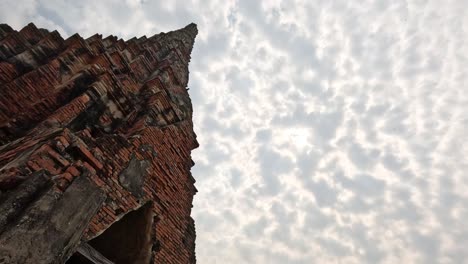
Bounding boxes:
163 22 198 40
182 22 198 46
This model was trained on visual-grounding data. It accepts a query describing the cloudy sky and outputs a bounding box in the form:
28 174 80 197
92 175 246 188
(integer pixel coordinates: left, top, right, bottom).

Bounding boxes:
2 0 468 263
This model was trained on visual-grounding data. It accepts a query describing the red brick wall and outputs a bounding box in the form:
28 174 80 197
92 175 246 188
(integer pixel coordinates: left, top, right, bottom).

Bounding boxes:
0 22 198 263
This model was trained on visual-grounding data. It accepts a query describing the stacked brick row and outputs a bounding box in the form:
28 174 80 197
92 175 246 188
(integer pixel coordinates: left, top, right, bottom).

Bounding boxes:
0 22 198 263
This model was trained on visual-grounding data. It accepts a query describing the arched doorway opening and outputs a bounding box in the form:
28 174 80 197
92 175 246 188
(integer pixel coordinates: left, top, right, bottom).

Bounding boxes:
67 202 154 264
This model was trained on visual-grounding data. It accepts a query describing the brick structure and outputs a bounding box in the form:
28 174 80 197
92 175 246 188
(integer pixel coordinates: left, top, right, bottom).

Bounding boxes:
0 22 198 263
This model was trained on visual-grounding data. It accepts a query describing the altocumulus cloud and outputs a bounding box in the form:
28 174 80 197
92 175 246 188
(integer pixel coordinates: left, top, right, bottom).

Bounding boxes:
2 0 468 263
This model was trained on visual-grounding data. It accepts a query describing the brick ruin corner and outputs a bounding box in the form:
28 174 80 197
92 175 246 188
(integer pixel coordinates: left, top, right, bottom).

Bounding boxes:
0 22 199 264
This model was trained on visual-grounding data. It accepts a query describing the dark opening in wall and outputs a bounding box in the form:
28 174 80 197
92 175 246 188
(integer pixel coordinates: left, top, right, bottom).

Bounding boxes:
66 202 154 264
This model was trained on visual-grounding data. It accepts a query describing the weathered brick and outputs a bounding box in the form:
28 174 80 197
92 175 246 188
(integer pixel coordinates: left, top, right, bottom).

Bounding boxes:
0 22 199 264
65 166 80 177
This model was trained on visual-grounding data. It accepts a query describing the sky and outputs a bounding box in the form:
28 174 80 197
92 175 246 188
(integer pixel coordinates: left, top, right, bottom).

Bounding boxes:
2 0 468 263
